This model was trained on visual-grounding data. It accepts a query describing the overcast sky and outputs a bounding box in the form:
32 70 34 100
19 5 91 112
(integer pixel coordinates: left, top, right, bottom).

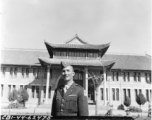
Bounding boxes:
1 0 151 55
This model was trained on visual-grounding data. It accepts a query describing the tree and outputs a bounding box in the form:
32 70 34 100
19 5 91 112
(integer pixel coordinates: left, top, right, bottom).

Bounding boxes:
8 88 29 108
8 89 18 102
124 96 131 108
136 93 146 116
90 72 104 115
136 93 146 107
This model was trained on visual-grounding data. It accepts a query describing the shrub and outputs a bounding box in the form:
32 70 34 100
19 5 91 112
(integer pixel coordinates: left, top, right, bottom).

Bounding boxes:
124 96 131 107
8 89 18 102
128 106 142 113
136 93 146 107
117 104 125 110
8 88 29 108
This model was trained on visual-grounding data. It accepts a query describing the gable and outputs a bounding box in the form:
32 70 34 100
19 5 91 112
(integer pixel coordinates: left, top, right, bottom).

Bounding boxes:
67 37 84 44
65 34 88 44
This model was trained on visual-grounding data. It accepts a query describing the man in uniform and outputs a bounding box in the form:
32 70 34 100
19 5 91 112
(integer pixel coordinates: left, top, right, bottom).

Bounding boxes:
51 61 89 116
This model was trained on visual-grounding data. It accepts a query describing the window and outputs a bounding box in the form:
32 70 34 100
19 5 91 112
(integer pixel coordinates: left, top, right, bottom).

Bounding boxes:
123 89 126 99
114 72 118 81
37 68 41 79
135 89 138 100
75 51 79 57
22 68 25 78
26 68 29 78
101 88 104 100
32 86 35 98
44 86 46 98
10 67 13 77
1 67 6 77
74 71 83 80
60 51 66 56
14 67 18 77
33 68 37 78
1 84 3 97
10 67 18 78
145 73 151 83
69 51 76 57
88 52 93 57
139 89 142 93
92 52 98 58
134 72 140 82
106 88 108 100
111 71 118 81
123 72 130 81
74 71 83 87
79 52 85 57
13 85 16 90
111 72 114 81
116 88 119 101
128 89 131 98
146 89 149 101
112 88 115 100
20 85 23 89
8 85 11 95
126 72 130 81
36 86 39 98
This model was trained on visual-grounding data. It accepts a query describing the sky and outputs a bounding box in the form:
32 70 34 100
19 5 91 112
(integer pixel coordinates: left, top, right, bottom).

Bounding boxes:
1 0 151 55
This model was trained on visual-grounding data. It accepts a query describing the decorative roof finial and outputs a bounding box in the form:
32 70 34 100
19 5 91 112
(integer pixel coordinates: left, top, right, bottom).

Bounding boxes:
75 31 78 37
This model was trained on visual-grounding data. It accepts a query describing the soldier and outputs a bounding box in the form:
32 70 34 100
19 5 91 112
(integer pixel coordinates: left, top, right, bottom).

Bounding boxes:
51 61 89 116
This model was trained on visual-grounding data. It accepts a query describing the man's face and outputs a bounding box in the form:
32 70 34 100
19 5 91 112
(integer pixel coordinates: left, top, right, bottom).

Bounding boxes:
62 66 75 81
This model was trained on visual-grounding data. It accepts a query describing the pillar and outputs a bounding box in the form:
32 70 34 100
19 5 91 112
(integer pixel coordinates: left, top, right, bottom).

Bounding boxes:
109 75 111 105
45 65 50 104
84 67 88 97
103 68 107 105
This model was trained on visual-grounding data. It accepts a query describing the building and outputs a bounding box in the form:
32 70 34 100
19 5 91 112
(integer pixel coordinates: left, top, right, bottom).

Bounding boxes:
1 35 151 108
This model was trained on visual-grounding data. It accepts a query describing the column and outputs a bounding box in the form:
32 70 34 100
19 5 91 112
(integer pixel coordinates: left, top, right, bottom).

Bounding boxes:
109 75 111 105
103 68 107 105
45 65 50 104
84 67 88 97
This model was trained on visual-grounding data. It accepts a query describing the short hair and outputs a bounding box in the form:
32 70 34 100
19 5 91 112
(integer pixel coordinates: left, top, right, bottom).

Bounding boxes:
61 61 74 72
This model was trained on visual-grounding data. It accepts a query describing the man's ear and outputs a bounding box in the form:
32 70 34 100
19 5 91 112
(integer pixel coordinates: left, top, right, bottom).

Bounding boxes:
73 72 75 76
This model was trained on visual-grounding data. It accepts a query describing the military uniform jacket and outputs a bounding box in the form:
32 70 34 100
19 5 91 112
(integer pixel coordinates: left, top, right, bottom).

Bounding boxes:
51 82 89 116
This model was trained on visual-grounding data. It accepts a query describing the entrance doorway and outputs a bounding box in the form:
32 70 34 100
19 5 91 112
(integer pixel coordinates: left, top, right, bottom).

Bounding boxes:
88 79 94 103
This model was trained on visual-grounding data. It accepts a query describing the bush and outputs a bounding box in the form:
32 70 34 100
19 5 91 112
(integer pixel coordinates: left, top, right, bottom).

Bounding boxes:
128 106 142 113
117 104 125 110
136 93 146 106
124 96 131 107
7 103 19 109
8 89 18 102
8 88 29 108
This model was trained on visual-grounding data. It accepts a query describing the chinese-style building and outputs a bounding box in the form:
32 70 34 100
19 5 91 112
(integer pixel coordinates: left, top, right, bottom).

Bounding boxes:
1 35 151 109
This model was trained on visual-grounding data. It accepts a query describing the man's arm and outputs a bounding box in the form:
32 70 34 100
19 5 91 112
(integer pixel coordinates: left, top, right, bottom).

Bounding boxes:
78 89 89 116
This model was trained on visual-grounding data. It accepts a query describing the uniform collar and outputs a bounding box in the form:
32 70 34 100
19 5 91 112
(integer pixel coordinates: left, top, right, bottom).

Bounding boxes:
64 81 74 89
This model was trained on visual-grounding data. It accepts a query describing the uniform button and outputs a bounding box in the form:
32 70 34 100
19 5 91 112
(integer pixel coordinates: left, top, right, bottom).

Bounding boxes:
61 104 64 106
61 109 63 112
62 99 64 101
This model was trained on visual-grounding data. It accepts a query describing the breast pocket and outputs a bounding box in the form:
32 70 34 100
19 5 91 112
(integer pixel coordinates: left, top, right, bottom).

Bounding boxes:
66 96 77 112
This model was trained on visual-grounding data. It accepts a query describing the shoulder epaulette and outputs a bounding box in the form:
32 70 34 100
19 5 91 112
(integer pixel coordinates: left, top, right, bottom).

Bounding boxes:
75 83 83 88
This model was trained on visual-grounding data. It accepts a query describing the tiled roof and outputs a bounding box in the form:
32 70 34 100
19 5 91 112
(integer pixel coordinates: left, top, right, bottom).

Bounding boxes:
65 34 88 44
1 49 151 71
1 49 49 66
102 54 151 71
45 41 110 50
38 57 115 69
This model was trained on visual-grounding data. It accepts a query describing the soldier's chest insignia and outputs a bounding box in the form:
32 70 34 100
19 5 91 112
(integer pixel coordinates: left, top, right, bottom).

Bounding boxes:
68 94 76 96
